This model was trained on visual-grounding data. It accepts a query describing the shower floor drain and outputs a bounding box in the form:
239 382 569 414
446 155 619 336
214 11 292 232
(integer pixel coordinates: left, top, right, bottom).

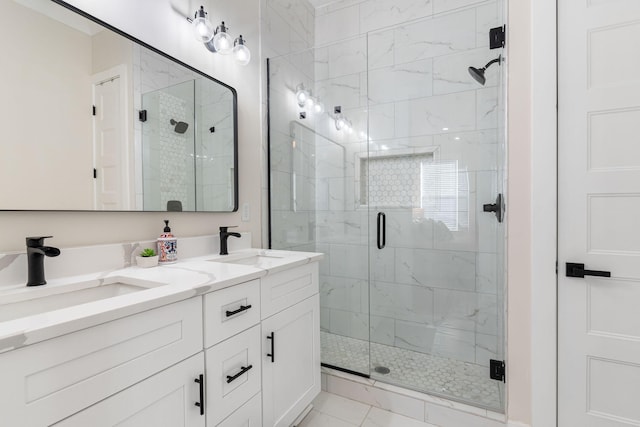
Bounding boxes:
374 366 390 375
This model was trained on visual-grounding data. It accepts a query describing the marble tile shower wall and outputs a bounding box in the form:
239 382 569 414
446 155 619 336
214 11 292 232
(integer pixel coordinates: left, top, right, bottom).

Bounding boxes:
263 0 318 252
133 47 200 210
311 0 504 366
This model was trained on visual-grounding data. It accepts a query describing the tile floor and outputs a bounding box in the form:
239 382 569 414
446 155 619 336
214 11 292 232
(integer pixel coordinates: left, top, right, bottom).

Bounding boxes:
321 332 502 411
299 391 440 427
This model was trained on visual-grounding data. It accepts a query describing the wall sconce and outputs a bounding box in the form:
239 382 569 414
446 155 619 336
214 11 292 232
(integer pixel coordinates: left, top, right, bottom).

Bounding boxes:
187 6 250 65
333 106 351 132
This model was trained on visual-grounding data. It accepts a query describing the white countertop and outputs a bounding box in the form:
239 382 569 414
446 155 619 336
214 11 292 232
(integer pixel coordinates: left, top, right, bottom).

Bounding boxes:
0 248 323 354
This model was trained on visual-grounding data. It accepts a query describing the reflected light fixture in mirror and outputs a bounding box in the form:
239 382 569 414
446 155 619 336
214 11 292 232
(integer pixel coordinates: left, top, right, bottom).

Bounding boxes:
295 84 310 107
187 6 250 65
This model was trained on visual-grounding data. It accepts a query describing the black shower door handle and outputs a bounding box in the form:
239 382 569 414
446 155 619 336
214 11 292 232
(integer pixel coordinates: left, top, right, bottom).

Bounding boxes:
377 212 386 249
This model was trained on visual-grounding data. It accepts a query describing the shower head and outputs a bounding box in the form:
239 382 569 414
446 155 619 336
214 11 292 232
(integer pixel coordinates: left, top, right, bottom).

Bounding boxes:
468 55 502 86
170 119 189 134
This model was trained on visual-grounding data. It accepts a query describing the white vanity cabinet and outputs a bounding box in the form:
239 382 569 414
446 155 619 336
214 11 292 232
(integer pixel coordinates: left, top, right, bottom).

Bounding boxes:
0 297 203 427
261 264 321 427
54 353 206 427
0 255 321 427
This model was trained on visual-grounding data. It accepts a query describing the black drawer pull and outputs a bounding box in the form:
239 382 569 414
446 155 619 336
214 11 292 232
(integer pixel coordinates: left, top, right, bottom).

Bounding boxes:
225 304 252 317
266 332 275 363
194 374 204 416
226 365 253 383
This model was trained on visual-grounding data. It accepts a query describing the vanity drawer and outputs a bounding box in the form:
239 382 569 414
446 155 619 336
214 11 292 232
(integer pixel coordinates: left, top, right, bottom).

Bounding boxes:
216 392 262 427
204 279 260 348
205 324 262 426
0 297 203 427
261 262 319 319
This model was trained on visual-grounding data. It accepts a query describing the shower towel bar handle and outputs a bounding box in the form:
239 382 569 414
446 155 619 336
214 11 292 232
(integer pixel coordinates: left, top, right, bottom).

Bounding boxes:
377 212 386 249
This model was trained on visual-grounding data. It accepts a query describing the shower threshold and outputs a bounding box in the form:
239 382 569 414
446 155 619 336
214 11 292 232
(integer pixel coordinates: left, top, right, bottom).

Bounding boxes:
321 331 503 412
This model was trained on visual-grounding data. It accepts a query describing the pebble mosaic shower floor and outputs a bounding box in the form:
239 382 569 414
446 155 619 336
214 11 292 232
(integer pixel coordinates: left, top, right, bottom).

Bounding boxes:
321 331 503 411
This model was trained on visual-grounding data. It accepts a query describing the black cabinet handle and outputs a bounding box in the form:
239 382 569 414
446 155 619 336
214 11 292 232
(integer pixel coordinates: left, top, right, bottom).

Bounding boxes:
226 304 252 317
377 212 386 249
266 332 275 363
194 374 204 416
226 365 253 383
566 262 611 278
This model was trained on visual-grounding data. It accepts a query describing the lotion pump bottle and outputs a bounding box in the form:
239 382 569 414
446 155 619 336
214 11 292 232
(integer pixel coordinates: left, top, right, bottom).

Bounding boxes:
157 220 177 263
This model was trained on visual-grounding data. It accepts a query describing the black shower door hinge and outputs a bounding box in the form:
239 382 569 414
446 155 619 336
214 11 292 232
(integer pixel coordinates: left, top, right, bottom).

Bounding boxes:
92 105 96 116
139 110 147 122
489 25 505 49
93 168 97 179
490 359 506 382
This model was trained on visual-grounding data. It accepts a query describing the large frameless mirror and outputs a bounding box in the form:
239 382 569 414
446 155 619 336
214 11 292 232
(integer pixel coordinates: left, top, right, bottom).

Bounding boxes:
0 0 238 212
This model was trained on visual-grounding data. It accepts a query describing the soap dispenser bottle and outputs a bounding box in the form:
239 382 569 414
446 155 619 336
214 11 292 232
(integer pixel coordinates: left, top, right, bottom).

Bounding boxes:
157 220 177 263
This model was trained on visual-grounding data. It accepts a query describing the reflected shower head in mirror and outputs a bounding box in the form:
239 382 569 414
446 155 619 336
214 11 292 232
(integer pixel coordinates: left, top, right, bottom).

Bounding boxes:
468 55 502 86
170 119 189 134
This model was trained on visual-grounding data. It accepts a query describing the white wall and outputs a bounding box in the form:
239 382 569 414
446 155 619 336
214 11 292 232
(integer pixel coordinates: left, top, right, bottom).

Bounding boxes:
0 0 94 210
0 0 262 253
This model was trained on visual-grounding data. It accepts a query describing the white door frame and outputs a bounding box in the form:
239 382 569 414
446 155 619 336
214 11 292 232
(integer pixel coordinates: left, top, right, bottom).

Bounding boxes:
525 0 558 425
91 64 131 209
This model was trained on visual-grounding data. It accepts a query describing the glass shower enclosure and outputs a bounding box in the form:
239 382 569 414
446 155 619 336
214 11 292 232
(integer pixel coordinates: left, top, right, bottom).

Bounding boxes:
268 2 506 412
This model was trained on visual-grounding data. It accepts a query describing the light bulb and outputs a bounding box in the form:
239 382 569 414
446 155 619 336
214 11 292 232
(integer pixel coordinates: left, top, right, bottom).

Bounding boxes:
213 22 233 54
335 115 346 131
295 84 310 107
192 6 214 43
305 97 315 109
233 35 251 65
314 101 324 114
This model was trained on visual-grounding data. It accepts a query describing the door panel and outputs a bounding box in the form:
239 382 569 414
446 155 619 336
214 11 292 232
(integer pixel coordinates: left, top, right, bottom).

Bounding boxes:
558 0 640 425
94 76 124 210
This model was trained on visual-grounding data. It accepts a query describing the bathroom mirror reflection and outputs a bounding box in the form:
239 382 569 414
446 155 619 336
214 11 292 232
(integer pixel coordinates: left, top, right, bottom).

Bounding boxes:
0 0 238 212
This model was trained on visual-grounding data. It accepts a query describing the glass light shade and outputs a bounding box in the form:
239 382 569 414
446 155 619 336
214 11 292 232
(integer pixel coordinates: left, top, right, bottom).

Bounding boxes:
314 101 325 114
305 97 315 109
213 24 233 54
335 115 346 131
295 85 310 107
233 36 251 65
192 7 214 43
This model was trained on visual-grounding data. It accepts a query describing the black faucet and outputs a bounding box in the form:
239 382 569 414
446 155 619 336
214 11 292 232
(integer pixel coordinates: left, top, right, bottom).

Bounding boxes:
26 236 61 286
219 226 241 255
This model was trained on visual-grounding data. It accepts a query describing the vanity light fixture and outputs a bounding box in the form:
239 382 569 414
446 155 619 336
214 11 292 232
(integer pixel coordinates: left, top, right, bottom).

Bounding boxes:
187 6 251 65
294 84 325 114
334 114 352 132
333 106 352 132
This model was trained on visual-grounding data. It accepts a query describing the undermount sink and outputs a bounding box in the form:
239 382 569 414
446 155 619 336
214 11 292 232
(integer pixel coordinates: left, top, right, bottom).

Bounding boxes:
208 250 286 266
0 277 165 323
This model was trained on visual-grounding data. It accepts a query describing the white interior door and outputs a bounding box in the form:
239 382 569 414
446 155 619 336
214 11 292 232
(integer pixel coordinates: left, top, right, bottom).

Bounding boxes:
93 75 125 210
558 1 640 425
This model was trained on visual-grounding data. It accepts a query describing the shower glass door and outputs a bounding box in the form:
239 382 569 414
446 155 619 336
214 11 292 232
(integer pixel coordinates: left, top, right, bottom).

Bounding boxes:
268 0 505 412
365 5 505 411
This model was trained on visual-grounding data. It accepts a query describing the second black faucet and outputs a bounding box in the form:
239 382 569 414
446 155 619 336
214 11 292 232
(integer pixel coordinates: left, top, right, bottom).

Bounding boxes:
219 226 241 255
